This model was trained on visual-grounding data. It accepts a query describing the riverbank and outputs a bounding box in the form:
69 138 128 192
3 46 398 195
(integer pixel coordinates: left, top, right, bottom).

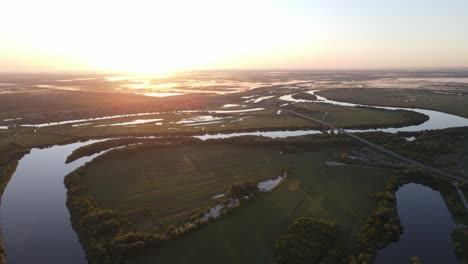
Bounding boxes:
0 150 28 264
0 141 118 264
353 168 468 263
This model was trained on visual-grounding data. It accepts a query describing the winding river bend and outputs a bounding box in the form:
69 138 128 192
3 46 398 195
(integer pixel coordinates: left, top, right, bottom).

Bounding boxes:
0 91 467 263
279 90 468 133
0 140 106 264
198 90 468 139
312 91 468 133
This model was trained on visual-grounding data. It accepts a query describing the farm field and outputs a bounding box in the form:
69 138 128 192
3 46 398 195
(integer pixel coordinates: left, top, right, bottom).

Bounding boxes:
78 142 393 263
83 144 293 229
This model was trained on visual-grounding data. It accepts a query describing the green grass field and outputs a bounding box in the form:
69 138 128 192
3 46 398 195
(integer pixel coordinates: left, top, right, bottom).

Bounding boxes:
292 102 426 129
79 144 394 263
83 145 300 229
318 88 468 118
0 130 14 153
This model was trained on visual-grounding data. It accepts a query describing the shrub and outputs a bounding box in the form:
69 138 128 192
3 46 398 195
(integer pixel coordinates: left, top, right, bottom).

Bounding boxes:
275 217 340 264
229 180 258 198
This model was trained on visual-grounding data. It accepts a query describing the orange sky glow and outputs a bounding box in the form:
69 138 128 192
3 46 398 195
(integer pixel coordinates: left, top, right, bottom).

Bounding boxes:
1 0 468 73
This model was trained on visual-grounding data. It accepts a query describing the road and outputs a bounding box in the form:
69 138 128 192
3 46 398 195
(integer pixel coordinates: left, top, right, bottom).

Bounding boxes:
255 103 468 183
454 183 468 213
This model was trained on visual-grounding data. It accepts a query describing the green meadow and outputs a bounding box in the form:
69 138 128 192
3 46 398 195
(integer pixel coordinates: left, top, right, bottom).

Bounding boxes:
77 143 394 263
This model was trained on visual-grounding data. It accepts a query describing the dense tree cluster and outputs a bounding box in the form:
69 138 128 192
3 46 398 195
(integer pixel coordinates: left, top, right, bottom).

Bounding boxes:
353 176 402 264
460 177 468 260
291 93 318 101
275 217 341 264
362 127 467 166
452 228 468 264
211 133 357 152
65 166 167 264
460 183 468 194
229 180 258 198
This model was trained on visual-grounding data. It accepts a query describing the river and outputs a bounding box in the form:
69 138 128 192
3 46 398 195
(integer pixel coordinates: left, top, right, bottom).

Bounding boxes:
197 90 468 139
0 140 106 264
6 89 468 136
310 90 468 132
375 183 458 264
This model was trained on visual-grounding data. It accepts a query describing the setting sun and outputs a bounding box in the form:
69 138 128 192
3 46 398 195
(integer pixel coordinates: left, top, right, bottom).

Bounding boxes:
2 1 468 73
1 0 311 73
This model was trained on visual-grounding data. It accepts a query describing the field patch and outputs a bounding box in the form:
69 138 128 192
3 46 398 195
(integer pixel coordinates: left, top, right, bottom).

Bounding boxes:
127 154 393 264
318 88 468 118
77 142 395 263
83 144 297 229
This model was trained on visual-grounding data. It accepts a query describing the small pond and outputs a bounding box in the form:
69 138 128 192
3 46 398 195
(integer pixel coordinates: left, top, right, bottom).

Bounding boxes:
375 183 458 264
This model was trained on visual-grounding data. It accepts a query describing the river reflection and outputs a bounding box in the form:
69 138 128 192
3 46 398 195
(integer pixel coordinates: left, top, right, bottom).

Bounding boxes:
0 140 106 264
375 183 458 264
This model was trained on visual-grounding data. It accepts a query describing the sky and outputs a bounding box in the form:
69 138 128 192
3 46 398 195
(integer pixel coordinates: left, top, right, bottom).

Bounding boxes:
1 0 468 73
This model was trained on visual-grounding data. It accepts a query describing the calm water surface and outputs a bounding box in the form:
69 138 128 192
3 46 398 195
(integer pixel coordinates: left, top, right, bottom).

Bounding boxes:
375 183 458 264
0 140 105 264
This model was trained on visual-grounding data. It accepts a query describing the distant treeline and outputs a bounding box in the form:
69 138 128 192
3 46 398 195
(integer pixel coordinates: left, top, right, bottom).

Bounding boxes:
356 107 429 128
291 93 318 101
66 137 161 164
202 133 357 151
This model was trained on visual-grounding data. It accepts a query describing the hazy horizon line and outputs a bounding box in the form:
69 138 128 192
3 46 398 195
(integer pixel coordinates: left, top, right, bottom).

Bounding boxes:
2 66 468 75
